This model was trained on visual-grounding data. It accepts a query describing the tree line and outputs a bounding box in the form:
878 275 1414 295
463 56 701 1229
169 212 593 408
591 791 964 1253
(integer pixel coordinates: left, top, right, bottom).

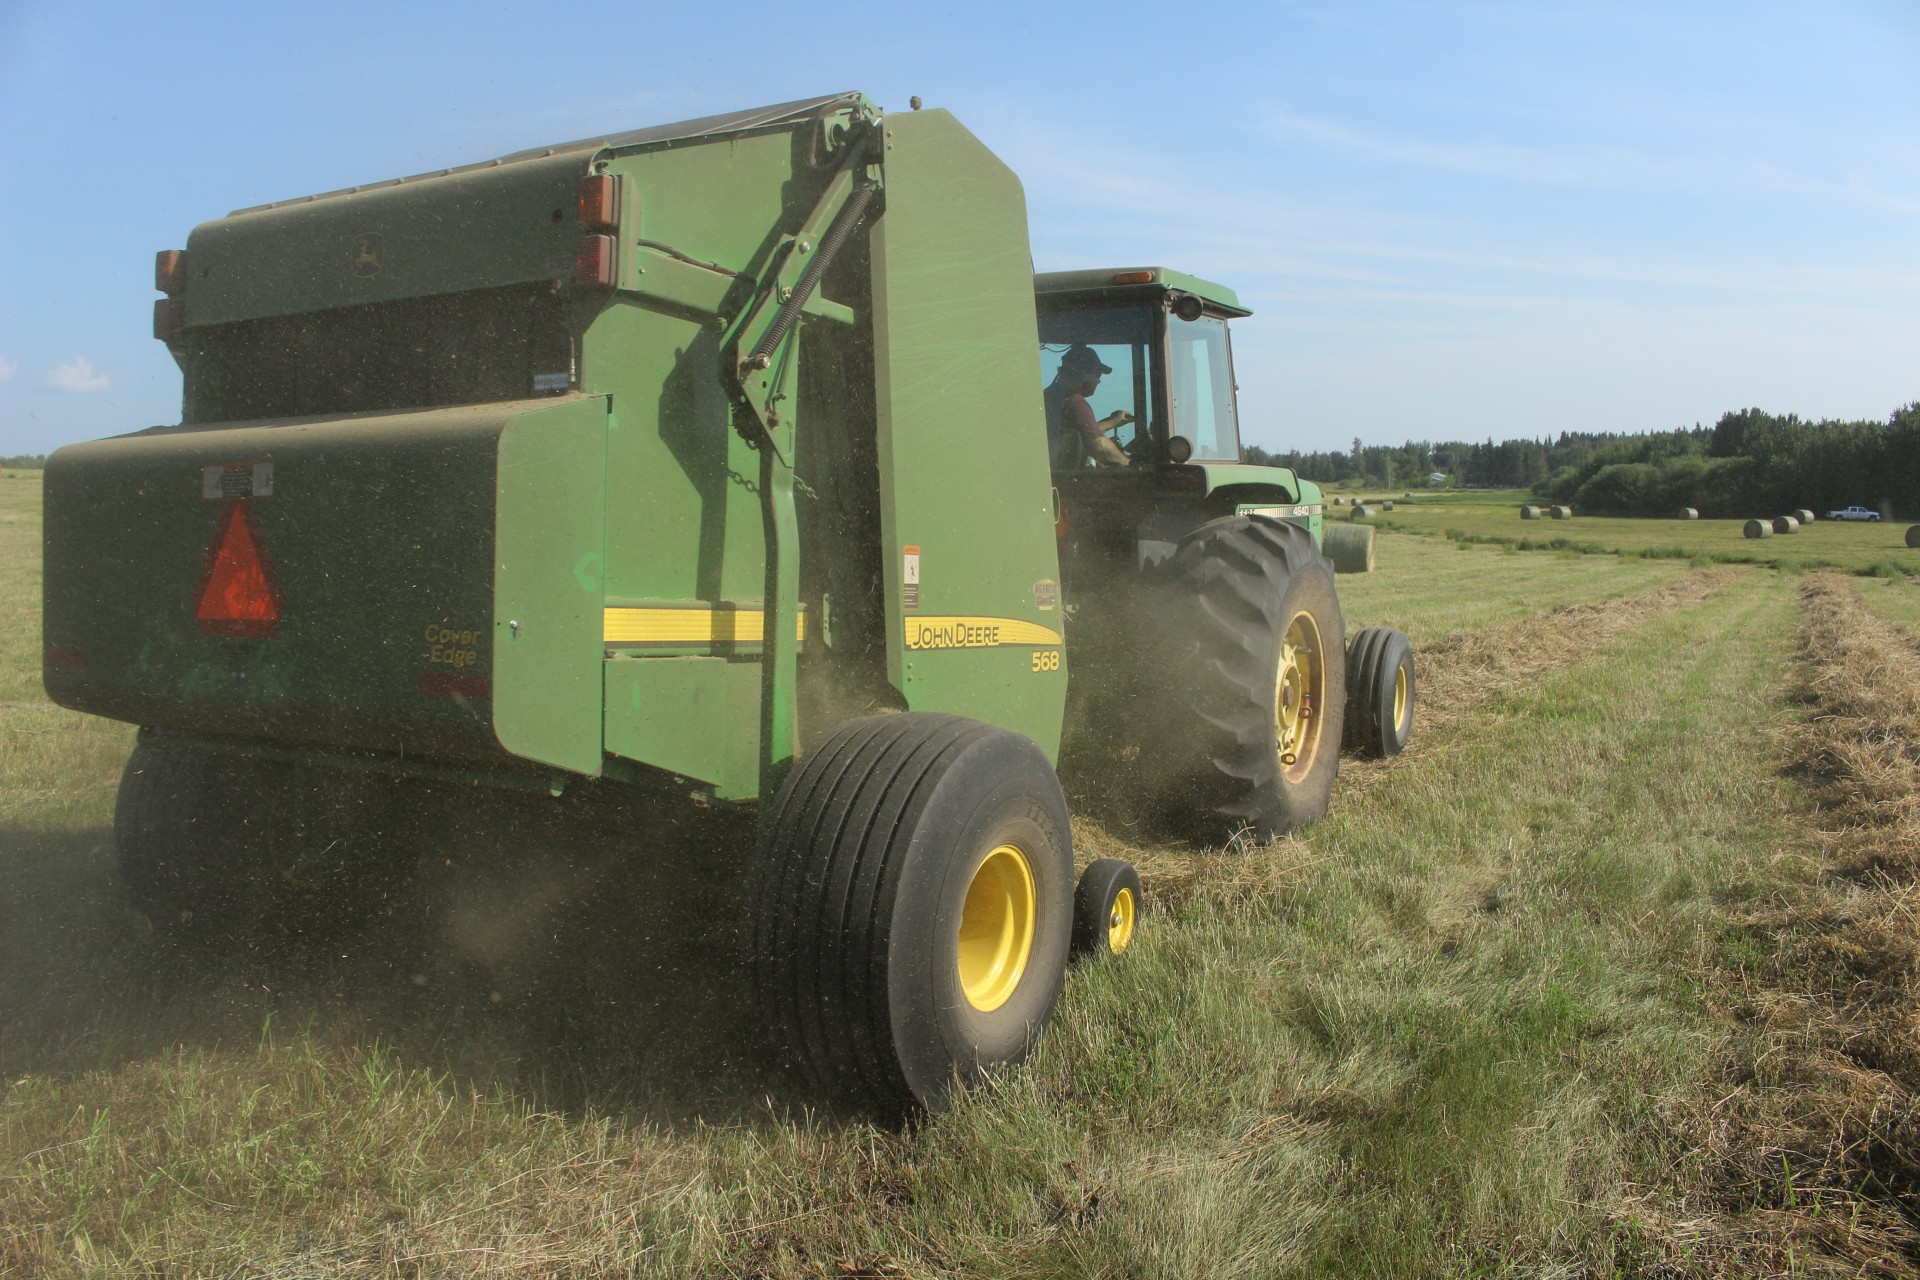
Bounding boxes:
1253 403 1919 519
1 455 48 469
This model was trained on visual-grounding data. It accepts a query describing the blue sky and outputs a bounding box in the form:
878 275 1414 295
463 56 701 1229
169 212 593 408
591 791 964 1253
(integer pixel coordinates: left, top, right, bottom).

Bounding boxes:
2 0 1915 457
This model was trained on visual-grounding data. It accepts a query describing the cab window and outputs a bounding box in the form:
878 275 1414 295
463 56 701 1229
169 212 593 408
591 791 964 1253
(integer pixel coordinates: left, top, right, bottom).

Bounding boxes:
1168 313 1240 461
1037 306 1155 469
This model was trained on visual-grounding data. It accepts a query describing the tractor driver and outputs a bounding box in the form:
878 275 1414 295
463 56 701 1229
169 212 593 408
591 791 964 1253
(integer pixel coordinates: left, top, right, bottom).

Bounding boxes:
1044 344 1134 468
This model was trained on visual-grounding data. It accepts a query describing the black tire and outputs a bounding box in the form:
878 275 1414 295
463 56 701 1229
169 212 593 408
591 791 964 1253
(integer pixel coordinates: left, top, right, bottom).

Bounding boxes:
749 713 1075 1118
1345 627 1415 758
116 740 410 942
115 741 281 938
1154 516 1346 841
1072 859 1142 959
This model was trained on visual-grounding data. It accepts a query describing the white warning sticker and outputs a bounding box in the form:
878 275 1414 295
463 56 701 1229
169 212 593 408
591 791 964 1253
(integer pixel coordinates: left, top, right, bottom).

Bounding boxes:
903 545 921 610
202 462 274 500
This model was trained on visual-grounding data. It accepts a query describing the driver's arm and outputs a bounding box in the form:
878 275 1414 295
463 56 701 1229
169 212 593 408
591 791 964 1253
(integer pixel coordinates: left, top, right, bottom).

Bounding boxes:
1069 397 1130 468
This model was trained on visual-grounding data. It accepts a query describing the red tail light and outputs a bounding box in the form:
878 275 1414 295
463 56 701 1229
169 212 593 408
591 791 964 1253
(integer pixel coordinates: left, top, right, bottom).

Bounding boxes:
153 298 185 342
577 174 622 232
574 234 616 287
155 249 187 295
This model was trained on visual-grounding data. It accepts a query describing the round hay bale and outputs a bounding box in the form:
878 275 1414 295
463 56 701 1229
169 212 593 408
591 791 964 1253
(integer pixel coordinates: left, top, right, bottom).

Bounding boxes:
1907 525 1920 549
1550 505 1572 520
1520 505 1540 520
1771 515 1799 534
1350 503 1374 520
1793 508 1816 526
1381 500 1394 511
1743 519 1773 539
1322 521 1376 573
1675 507 1698 520
1403 492 1413 498
1331 496 1344 506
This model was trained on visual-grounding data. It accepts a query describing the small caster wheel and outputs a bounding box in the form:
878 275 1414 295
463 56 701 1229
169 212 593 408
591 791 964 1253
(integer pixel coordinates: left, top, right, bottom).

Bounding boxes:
1072 859 1141 958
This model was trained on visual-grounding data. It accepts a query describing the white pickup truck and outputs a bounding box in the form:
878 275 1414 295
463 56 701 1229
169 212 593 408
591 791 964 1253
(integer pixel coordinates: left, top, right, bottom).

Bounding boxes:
1825 506 1883 522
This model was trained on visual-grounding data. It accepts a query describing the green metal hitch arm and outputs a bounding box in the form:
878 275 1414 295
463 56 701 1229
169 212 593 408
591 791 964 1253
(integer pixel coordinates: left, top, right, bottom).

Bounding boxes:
722 126 883 800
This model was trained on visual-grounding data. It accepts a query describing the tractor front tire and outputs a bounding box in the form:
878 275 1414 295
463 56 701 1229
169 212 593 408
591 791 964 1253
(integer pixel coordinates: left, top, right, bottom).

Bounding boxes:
1345 626 1416 758
1156 517 1346 841
750 713 1075 1119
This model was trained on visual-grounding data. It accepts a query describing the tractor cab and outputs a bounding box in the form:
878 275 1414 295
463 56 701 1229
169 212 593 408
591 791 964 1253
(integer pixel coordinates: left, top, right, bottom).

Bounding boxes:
1035 266 1250 470
1032 268 1322 585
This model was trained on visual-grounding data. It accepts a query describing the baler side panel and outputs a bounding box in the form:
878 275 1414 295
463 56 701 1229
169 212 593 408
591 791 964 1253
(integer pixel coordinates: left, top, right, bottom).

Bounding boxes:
493 396 610 775
584 129 817 797
870 111 1068 761
590 129 806 609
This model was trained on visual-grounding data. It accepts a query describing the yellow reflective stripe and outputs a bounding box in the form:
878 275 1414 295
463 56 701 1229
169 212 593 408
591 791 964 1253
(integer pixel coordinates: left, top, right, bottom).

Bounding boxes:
602 606 806 646
903 616 1064 651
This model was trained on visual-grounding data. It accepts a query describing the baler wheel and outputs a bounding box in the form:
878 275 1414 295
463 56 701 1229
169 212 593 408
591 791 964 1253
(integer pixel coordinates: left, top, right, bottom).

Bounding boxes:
1154 516 1346 841
1072 859 1142 959
115 741 410 944
114 741 282 940
1345 627 1416 758
749 713 1074 1118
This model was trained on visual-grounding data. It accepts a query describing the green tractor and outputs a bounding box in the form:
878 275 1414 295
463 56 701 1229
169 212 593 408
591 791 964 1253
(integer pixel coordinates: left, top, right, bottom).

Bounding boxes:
42 92 1413 1117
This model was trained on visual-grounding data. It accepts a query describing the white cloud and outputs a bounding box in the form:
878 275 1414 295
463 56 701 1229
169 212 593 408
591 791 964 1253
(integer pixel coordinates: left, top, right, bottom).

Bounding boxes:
42 357 109 393
0 357 16 381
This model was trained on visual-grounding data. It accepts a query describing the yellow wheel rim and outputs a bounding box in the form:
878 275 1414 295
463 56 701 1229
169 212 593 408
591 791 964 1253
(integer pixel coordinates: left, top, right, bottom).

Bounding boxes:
1107 886 1136 953
1393 663 1408 731
957 844 1037 1013
1273 610 1326 782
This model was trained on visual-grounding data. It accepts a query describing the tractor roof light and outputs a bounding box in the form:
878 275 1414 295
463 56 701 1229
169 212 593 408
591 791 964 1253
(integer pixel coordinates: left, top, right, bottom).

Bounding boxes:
1111 270 1156 285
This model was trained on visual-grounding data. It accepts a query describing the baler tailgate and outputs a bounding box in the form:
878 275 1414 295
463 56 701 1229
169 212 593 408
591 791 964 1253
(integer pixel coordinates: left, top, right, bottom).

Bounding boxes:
44 396 608 770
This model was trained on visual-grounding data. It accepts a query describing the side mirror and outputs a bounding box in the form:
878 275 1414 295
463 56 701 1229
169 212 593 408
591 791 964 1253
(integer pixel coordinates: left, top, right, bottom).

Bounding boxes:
1171 293 1206 322
1166 435 1194 464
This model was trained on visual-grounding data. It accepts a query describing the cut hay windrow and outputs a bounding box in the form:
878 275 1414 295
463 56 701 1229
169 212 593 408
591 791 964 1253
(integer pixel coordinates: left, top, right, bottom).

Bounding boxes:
1686 574 1920 1268
1077 568 1739 899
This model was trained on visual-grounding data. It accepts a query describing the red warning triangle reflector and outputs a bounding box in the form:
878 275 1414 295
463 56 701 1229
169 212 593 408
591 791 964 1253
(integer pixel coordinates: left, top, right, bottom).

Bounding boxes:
195 502 282 637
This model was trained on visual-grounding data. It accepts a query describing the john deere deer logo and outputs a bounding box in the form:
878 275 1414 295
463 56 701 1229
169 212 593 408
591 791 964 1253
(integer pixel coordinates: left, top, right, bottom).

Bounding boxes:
350 232 384 279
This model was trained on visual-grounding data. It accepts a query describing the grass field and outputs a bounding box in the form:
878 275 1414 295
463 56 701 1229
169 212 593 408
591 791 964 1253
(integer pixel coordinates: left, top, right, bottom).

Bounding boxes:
4 472 1918 1277
1332 488 1920 578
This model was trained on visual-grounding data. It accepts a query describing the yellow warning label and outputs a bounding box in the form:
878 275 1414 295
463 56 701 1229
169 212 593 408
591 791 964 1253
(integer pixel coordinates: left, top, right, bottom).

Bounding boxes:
903 616 1064 651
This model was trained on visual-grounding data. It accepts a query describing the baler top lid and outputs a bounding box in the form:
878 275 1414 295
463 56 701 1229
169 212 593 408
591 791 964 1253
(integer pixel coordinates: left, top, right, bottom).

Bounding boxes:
230 91 867 217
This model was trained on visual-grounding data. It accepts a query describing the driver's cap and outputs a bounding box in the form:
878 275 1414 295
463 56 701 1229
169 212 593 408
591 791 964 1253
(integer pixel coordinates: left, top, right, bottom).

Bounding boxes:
1061 344 1112 375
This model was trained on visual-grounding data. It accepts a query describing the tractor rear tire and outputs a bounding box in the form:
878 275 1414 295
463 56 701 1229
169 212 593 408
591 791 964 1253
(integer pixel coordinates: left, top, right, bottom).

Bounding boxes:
749 713 1075 1118
1155 517 1346 841
1345 626 1415 758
